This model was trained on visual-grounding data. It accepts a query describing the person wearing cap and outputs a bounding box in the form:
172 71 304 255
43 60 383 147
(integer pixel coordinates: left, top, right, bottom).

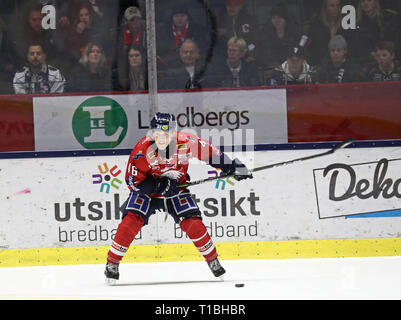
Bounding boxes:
156 5 209 67
115 6 147 82
256 2 301 77
366 41 401 82
121 6 146 49
269 45 317 85
215 0 258 62
316 35 362 83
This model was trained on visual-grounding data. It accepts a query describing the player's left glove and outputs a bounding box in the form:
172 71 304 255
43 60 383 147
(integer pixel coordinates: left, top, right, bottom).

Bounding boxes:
224 158 253 181
154 176 180 197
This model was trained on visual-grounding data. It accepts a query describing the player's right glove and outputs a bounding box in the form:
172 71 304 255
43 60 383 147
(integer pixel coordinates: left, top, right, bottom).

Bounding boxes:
224 158 253 181
154 176 179 197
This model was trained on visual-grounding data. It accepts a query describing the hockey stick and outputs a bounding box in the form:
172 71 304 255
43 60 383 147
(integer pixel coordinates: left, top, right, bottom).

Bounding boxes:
179 138 355 188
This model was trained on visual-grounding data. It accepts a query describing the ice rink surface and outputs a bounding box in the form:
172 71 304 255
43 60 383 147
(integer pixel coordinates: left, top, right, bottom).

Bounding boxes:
1 256 401 300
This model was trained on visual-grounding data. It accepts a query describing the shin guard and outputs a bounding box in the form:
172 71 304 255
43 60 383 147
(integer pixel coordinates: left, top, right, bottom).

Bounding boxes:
180 217 217 262
107 212 144 264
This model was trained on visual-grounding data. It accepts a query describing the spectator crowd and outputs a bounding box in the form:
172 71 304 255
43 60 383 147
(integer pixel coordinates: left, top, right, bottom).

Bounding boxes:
0 0 399 95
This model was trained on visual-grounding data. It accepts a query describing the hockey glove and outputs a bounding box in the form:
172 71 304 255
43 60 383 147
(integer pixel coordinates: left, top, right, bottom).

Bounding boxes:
154 176 179 197
225 158 253 181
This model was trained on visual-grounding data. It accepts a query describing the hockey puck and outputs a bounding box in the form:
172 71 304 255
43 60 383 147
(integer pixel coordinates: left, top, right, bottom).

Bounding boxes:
235 283 245 288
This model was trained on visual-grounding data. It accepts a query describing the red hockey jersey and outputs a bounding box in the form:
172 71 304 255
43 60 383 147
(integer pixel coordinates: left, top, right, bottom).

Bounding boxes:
125 131 229 197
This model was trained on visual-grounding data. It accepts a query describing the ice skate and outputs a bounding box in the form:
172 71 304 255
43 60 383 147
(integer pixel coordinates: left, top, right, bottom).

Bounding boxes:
104 262 119 285
207 258 226 280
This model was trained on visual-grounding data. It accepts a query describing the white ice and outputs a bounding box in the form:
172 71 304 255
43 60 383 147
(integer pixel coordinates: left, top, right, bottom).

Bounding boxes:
1 256 401 300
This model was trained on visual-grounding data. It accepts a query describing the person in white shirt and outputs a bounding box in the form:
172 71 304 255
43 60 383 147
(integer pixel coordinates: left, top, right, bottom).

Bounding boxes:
270 46 317 85
13 44 66 94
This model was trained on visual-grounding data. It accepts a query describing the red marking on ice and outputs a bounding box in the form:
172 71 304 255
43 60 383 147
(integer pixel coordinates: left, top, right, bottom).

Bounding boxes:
16 189 31 195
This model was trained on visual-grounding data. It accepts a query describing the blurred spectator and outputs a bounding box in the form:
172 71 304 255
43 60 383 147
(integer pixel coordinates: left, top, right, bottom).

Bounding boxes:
316 35 363 83
303 0 348 66
114 6 146 74
215 0 258 61
86 0 108 21
0 18 18 94
256 2 301 73
156 5 209 67
159 38 207 90
12 4 60 68
270 46 317 85
118 6 146 50
57 0 112 28
209 37 259 88
13 43 65 94
367 41 401 81
61 3 108 63
113 43 148 91
116 1 145 28
352 0 400 65
68 41 111 92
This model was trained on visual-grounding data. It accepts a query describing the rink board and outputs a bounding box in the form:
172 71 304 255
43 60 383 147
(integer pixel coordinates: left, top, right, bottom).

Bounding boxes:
1 145 401 267
1 238 401 268
33 89 288 151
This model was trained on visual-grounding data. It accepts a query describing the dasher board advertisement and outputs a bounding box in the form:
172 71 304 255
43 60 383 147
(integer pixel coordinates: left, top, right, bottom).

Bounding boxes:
33 89 288 151
0 146 400 250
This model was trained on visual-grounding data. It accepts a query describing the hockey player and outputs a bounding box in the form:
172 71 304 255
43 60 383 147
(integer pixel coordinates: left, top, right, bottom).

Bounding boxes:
105 112 252 284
